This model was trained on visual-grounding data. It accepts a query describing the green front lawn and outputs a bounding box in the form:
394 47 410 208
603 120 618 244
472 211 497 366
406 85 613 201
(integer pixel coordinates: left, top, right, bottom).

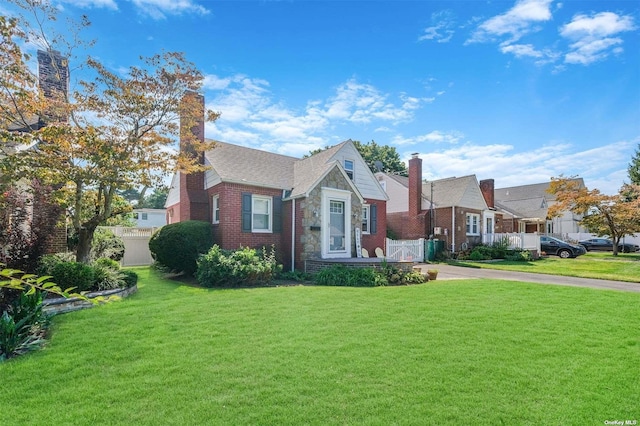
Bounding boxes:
1 268 638 425
452 252 640 283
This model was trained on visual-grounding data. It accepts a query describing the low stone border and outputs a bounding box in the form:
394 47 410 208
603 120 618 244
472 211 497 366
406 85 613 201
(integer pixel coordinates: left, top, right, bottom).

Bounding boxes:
43 285 138 315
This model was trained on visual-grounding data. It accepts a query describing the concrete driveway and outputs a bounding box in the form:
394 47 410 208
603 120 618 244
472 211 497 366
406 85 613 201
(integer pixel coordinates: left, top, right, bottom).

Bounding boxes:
414 263 640 293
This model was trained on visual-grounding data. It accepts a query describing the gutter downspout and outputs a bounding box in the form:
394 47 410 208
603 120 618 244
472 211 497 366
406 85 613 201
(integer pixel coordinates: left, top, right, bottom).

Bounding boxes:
291 198 296 272
451 206 456 253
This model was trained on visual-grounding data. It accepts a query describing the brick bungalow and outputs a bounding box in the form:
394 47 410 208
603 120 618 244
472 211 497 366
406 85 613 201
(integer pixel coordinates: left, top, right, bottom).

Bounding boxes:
165 95 388 271
375 154 502 253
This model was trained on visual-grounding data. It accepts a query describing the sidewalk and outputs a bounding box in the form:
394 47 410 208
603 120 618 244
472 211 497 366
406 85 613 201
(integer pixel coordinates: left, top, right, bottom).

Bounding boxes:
413 263 640 293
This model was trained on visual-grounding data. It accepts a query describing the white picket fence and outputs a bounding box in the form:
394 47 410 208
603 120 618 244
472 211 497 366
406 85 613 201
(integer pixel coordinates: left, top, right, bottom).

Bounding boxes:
385 238 425 262
100 226 160 267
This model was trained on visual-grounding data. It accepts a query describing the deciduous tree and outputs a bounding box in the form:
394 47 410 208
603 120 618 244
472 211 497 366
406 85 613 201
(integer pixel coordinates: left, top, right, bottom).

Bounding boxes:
1 1 219 263
548 177 640 256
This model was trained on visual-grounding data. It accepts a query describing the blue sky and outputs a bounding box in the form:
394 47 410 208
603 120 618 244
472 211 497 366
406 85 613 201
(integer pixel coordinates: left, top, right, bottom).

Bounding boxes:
4 0 639 194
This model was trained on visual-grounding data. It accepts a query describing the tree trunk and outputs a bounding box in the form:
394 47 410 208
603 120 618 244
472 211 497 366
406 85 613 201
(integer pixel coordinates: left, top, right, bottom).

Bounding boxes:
76 226 97 264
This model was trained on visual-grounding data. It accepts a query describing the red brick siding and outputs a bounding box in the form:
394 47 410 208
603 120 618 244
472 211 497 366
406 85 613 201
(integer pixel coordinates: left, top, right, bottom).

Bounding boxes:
361 199 387 254
206 183 286 259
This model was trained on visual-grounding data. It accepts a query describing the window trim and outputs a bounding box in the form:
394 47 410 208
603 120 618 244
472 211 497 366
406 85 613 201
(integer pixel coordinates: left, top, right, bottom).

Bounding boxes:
321 187 352 258
362 205 370 235
212 195 220 224
251 195 272 233
344 159 355 180
466 213 480 236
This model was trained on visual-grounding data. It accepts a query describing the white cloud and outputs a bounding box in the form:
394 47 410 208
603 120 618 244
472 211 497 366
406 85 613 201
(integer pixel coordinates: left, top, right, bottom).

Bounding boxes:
419 10 456 43
409 138 636 194
468 0 553 44
391 130 464 146
202 74 425 149
324 79 424 124
500 43 544 58
560 12 636 65
57 0 118 10
129 0 210 20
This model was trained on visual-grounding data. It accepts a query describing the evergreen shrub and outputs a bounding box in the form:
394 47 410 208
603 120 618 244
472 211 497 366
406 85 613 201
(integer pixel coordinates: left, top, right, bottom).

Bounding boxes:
148 221 214 275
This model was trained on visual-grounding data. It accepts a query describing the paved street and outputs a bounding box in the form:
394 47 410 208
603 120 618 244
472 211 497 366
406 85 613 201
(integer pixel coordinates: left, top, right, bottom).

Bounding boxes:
414 263 640 293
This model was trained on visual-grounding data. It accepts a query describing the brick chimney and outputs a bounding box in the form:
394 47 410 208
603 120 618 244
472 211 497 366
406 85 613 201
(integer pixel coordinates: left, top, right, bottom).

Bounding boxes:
38 50 68 99
38 49 68 124
408 153 422 216
479 179 495 209
178 91 209 222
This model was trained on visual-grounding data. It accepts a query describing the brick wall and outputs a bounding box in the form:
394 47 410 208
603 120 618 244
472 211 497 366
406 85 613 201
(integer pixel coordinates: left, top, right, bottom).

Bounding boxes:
361 199 387 254
208 182 285 259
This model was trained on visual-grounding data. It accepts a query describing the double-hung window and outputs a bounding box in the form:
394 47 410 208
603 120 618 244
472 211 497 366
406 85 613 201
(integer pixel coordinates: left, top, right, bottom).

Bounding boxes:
252 195 272 232
362 205 370 234
212 195 220 224
344 159 354 180
466 213 480 235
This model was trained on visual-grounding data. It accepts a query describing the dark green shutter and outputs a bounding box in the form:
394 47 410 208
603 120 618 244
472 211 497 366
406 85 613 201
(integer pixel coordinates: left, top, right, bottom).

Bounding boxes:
241 192 252 232
273 197 282 233
370 204 377 234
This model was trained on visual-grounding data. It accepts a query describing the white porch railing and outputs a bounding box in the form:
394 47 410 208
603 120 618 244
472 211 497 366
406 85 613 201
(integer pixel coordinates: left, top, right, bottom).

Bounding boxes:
482 233 541 252
385 238 425 262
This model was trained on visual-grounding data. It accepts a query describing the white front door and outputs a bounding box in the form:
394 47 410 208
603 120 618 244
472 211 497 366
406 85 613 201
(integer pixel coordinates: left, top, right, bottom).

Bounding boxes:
321 188 352 258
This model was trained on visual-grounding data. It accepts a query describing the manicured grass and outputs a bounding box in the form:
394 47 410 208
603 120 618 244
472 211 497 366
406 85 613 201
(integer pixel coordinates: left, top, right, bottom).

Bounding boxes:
452 252 640 283
1 267 639 424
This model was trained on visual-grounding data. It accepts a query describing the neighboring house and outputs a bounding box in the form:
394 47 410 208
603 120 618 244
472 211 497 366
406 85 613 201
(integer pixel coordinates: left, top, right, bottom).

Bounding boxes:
166 95 388 271
494 180 587 235
376 154 501 253
132 208 166 228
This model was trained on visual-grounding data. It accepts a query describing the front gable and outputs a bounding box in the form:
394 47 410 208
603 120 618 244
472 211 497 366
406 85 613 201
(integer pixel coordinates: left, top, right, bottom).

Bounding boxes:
458 178 489 211
327 141 388 201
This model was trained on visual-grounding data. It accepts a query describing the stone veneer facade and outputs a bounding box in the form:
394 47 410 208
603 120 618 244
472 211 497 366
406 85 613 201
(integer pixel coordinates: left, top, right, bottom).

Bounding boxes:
298 167 362 266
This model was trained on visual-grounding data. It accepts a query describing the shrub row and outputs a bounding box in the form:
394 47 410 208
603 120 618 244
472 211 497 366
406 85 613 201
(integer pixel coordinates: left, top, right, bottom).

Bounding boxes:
458 242 532 262
314 263 426 287
38 254 137 292
196 245 281 287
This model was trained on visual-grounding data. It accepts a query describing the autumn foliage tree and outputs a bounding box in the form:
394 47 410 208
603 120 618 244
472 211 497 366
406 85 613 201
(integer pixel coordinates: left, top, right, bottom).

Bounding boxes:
1 1 218 263
548 177 640 256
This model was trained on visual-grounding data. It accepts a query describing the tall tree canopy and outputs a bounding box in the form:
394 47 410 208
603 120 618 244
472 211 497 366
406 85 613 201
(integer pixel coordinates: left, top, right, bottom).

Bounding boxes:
308 140 407 176
1 0 218 263
548 177 640 256
628 143 640 185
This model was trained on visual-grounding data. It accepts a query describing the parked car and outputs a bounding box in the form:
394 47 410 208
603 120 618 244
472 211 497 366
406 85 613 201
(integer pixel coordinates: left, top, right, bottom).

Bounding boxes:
578 238 640 253
540 236 587 258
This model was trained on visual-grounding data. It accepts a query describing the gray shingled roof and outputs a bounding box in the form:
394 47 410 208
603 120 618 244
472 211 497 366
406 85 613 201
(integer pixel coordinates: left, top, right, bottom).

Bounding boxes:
203 140 355 197
494 178 584 219
383 173 482 208
204 141 297 189
423 175 480 208
494 182 556 203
